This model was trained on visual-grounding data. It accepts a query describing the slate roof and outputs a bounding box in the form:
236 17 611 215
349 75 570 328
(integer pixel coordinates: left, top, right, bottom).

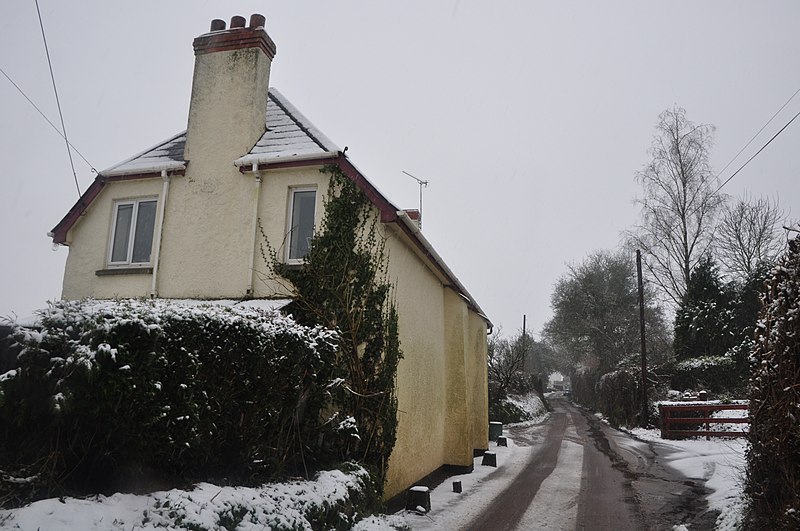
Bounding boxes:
102 132 187 176
237 88 339 165
102 89 338 176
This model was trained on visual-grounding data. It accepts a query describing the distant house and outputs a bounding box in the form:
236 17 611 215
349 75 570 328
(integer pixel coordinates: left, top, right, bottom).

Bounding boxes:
49 14 491 499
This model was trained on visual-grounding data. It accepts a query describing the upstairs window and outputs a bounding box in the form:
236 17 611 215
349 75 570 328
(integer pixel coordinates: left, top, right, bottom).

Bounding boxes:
109 198 157 265
287 188 316 261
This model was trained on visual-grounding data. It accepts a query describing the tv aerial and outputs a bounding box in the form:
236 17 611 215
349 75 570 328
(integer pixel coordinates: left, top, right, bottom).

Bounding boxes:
402 170 429 230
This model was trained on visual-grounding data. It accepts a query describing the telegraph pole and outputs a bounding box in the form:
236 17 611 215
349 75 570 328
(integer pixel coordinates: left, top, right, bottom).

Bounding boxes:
636 250 649 427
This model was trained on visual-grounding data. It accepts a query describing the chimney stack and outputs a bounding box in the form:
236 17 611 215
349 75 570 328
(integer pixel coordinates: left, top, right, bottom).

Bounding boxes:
183 14 276 168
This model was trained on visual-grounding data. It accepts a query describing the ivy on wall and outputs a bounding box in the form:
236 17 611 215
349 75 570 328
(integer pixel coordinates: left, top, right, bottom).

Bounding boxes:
261 164 402 489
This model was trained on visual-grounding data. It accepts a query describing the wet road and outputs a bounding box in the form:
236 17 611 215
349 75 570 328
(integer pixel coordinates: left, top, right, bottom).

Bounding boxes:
463 399 717 530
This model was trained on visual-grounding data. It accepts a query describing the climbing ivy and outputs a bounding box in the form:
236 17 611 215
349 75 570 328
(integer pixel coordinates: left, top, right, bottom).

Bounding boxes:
262 164 402 490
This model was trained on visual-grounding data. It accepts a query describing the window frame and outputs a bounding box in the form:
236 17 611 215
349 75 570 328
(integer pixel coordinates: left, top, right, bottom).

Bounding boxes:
285 186 317 264
107 196 158 267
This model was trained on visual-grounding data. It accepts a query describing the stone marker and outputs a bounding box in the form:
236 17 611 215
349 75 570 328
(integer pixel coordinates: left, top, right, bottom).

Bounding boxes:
482 451 497 467
453 480 462 493
405 485 431 513
496 435 507 447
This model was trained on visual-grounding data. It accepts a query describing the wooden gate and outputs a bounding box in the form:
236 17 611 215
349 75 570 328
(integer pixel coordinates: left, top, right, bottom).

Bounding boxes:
659 403 749 439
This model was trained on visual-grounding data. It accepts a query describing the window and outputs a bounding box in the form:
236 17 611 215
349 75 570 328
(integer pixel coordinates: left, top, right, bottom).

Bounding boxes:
287 188 316 261
109 198 157 265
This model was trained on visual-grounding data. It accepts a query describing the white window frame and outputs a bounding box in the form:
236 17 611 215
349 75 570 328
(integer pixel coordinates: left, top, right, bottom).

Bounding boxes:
285 187 317 264
107 197 158 267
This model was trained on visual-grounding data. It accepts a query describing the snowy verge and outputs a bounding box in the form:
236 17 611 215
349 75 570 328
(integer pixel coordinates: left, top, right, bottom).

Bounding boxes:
0 467 376 530
374 437 525 530
628 427 747 530
505 391 549 425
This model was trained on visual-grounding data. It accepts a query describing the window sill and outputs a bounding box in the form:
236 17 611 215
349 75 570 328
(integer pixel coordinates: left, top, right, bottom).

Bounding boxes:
281 262 305 271
96 267 153 276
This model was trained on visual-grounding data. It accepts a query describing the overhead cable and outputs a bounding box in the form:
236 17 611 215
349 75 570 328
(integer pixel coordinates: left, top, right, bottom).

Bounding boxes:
715 107 800 194
35 0 82 196
0 65 97 173
716 86 800 178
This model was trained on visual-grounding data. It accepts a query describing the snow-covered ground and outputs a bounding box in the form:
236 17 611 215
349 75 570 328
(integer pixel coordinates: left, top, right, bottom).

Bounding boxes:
1 391 746 530
628 427 748 530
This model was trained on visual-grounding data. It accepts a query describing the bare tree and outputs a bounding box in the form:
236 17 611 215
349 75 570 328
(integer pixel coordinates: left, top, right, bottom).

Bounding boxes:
717 194 789 278
627 107 725 306
487 331 526 397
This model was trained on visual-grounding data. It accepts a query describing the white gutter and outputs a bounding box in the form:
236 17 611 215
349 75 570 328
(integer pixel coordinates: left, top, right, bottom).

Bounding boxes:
103 161 186 177
150 170 171 296
395 210 492 325
234 151 336 168
247 163 263 295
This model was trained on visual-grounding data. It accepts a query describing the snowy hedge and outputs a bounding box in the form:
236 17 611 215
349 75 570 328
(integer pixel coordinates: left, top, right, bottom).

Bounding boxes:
0 299 344 507
0 465 384 531
747 237 800 528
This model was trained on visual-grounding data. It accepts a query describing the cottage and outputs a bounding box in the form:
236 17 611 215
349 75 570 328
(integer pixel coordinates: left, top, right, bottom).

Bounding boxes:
50 14 490 499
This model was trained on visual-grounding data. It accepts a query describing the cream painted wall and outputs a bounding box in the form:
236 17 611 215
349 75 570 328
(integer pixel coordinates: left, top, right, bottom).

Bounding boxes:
61 178 163 299
443 288 473 467
466 310 490 451
383 226 448 499
250 167 330 298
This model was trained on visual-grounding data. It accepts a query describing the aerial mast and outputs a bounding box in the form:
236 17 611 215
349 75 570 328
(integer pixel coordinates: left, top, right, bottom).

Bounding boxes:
402 170 429 230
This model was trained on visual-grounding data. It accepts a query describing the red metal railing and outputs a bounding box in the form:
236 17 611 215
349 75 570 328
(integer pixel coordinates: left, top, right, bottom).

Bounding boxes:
659 403 749 440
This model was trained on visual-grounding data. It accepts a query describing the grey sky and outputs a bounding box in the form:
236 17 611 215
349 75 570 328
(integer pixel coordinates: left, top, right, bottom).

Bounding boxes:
2 1 799 336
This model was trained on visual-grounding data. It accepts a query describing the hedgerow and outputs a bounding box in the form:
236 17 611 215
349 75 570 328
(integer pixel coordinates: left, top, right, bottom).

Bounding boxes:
747 236 800 529
0 299 339 507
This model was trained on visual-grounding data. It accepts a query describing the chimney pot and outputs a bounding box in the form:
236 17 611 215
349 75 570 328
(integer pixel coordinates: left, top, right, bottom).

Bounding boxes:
210 19 226 31
249 14 266 28
230 15 246 28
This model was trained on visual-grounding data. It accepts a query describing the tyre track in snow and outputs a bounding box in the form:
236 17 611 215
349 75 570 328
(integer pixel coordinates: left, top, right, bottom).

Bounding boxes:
463 409 569 530
461 399 714 530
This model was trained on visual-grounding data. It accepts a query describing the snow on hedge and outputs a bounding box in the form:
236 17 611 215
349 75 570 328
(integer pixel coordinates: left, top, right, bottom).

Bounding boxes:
0 467 375 530
0 298 344 506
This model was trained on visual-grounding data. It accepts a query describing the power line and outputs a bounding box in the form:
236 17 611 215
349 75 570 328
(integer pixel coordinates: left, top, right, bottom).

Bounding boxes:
716 86 800 178
715 107 800 194
35 0 82 197
0 65 97 173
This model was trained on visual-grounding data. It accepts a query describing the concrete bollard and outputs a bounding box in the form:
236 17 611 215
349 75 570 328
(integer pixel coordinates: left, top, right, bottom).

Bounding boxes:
496 435 507 447
406 486 431 513
482 451 497 467
453 480 462 493
489 421 503 441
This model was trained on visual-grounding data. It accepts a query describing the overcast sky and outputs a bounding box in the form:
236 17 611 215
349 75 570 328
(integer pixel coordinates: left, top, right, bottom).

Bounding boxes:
2 1 799 336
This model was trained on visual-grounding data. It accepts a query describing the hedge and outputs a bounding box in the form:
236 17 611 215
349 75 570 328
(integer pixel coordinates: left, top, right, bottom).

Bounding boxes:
0 299 342 507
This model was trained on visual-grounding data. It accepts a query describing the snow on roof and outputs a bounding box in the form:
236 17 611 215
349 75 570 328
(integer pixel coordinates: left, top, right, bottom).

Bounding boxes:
101 89 338 176
235 88 339 166
102 132 187 176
